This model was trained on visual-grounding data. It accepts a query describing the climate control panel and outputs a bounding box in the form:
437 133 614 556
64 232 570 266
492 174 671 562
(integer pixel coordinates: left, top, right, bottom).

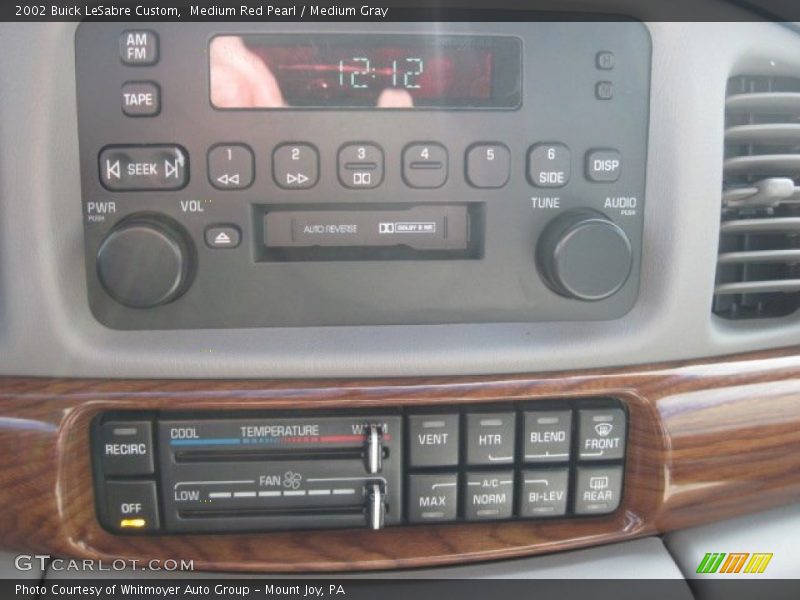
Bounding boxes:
92 399 628 534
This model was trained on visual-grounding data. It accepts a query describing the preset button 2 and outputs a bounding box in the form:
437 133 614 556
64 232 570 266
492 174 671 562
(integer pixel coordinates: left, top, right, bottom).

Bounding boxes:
273 143 319 189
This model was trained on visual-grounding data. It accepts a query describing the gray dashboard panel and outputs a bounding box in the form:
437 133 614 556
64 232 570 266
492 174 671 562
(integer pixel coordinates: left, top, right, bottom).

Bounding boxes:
666 503 800 581
2 12 800 377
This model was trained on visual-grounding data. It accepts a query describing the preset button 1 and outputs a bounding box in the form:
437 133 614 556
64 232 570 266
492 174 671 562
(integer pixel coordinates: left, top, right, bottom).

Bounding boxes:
208 144 254 190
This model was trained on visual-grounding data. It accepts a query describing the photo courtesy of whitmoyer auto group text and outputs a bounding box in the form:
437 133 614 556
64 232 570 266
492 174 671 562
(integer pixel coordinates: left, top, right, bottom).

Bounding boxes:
1 0 800 599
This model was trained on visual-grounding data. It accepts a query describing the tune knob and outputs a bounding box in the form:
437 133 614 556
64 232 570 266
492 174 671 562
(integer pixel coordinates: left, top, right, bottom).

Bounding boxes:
96 215 194 308
537 210 632 301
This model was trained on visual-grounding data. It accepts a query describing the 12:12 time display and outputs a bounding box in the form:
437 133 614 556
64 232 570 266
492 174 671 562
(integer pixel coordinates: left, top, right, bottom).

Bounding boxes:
338 56 425 90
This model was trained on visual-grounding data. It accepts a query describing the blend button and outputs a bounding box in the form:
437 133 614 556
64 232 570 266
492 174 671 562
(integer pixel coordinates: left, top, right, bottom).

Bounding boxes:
523 410 571 463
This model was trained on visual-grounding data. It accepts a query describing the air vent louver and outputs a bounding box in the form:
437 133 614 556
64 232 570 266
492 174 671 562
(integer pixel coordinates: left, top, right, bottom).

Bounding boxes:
713 75 800 319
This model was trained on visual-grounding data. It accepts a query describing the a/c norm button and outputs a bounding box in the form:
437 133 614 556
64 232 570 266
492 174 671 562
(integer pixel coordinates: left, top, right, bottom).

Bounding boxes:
408 414 459 467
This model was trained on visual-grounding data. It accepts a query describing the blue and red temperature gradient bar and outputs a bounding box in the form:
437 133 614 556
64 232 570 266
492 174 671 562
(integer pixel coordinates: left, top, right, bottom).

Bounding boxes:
170 434 393 446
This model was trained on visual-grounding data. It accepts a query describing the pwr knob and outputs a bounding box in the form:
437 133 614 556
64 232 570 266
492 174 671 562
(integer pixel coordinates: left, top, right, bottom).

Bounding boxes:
96 215 194 308
537 210 632 301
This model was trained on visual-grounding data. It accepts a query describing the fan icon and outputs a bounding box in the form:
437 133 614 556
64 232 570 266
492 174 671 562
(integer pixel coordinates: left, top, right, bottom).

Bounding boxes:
283 471 303 490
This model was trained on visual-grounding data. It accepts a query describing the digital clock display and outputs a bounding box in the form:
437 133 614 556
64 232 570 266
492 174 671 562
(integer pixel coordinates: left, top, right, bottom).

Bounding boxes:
210 34 522 109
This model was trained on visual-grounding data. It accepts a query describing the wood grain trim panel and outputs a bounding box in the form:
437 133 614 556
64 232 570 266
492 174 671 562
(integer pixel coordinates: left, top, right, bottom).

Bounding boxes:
0 346 799 571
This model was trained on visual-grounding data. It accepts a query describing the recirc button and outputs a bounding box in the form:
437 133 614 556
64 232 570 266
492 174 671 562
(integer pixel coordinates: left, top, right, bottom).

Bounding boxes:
264 205 468 251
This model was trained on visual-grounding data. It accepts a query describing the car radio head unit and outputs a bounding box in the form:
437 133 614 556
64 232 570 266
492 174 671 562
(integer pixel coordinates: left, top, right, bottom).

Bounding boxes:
75 22 651 329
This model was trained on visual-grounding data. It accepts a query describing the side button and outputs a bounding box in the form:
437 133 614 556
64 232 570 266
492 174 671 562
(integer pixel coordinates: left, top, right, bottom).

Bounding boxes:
104 481 160 532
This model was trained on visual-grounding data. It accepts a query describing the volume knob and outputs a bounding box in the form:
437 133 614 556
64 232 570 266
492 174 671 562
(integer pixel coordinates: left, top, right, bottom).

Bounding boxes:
96 215 194 308
537 210 632 301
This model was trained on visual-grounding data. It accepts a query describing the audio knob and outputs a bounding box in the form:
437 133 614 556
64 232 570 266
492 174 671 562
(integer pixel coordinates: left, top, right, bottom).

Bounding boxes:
537 210 632 301
96 215 194 308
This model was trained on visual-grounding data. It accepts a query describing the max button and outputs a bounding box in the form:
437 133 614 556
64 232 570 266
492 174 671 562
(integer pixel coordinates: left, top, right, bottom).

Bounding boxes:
205 225 241 249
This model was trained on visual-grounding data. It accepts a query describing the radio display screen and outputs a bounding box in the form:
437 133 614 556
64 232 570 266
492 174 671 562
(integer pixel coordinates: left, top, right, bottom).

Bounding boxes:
209 34 522 109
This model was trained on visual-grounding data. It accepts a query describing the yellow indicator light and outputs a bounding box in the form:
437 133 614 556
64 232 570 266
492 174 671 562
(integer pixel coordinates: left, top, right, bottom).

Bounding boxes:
119 518 147 529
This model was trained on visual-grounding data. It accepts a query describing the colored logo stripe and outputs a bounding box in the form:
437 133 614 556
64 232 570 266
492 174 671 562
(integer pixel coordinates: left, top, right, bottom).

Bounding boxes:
696 552 773 574
697 553 726 574
744 553 773 574
720 553 749 574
